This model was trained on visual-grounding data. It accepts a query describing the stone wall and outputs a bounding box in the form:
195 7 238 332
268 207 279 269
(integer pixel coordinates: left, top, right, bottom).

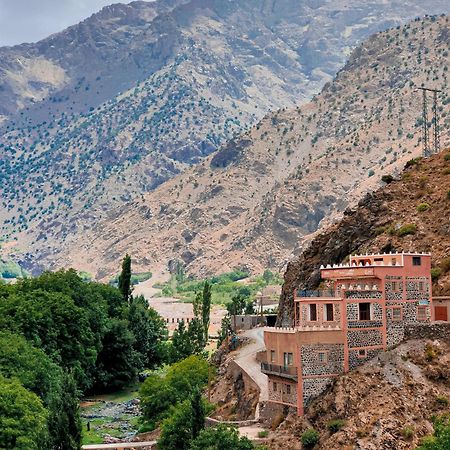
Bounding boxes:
300 343 344 376
347 329 383 348
348 348 381 370
267 376 297 406
303 377 335 406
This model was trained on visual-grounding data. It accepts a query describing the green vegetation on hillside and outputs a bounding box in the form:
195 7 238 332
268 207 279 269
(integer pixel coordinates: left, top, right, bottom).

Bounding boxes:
156 268 281 305
0 259 169 448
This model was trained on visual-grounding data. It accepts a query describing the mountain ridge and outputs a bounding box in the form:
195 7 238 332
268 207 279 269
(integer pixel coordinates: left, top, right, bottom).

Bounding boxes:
10 14 449 280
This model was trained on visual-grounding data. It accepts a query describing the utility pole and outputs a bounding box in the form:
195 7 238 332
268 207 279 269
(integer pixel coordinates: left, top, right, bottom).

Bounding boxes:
417 87 442 156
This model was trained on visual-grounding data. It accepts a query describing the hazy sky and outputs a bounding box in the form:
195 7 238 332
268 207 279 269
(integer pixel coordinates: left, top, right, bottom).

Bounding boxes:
0 0 139 47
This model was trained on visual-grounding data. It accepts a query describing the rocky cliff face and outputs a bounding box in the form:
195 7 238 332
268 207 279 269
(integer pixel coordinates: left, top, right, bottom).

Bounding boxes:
278 150 450 325
13 14 449 280
1 2 450 270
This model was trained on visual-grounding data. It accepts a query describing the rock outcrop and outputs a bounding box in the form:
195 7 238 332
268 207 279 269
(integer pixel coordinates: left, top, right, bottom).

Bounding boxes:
278 150 450 325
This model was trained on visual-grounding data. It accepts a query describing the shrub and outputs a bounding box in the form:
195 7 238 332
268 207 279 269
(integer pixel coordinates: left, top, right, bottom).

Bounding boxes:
431 268 443 281
258 430 269 438
397 224 417 237
402 425 415 439
444 153 450 161
368 169 375 177
405 157 422 168
447 189 450 200
443 168 450 175
436 395 449 407
425 344 437 362
301 428 320 447
381 174 394 184
417 202 430 212
327 419 346 433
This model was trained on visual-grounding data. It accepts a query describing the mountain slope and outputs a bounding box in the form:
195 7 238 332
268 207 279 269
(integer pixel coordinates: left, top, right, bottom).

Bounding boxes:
15 14 450 279
278 150 450 325
1 1 450 247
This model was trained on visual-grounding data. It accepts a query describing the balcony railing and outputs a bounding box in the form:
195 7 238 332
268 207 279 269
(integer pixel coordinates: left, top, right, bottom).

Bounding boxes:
296 289 338 298
261 362 298 380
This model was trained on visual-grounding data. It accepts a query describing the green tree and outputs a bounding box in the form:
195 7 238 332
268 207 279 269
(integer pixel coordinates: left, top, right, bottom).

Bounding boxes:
128 295 168 369
94 319 139 391
140 356 210 425
227 293 247 331
189 424 255 450
201 281 211 343
118 254 132 302
191 389 205 440
0 288 98 391
262 269 273 285
0 376 49 450
158 400 193 450
158 390 207 450
47 372 82 450
170 319 205 362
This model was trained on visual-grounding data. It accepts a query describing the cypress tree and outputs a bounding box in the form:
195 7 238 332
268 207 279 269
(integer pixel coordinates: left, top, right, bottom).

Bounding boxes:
118 254 132 302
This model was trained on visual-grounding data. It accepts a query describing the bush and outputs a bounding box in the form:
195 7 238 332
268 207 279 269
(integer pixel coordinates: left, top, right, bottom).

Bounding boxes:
397 224 417 237
443 168 450 175
405 157 422 168
444 153 450 161
417 203 430 212
301 428 320 447
327 419 346 433
436 395 449 407
402 425 415 439
431 268 443 281
381 174 394 184
258 430 269 438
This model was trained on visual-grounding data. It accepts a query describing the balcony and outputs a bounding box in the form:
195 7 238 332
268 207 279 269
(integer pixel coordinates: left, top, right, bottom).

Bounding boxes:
261 362 298 380
296 289 339 299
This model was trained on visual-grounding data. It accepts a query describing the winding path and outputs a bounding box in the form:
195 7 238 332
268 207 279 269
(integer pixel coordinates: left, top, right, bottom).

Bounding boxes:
233 328 268 417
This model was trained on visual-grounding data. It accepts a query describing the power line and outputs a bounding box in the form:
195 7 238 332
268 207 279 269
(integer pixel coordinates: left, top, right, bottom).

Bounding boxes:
417 87 442 156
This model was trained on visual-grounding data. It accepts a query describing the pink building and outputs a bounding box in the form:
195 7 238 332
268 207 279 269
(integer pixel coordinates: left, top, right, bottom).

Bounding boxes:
262 252 433 415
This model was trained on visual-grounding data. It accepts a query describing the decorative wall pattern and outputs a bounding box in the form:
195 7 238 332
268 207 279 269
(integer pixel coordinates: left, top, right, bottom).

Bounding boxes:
347 329 383 348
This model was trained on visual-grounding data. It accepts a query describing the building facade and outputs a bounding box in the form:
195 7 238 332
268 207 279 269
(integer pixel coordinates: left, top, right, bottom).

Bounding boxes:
262 252 433 415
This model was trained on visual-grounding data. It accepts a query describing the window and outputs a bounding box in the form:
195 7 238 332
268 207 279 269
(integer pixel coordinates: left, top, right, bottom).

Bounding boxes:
392 307 402 321
284 352 293 366
418 281 425 291
270 350 275 363
392 258 397 266
273 382 277 392
358 349 367 358
286 384 291 395
325 303 334 321
317 351 327 364
413 256 422 266
309 304 317 321
391 281 398 291
417 306 427 320
359 303 371 321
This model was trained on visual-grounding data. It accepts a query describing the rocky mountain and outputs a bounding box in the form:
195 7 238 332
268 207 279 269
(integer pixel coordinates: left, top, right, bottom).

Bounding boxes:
1 1 450 265
278 150 450 325
14 14 449 280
